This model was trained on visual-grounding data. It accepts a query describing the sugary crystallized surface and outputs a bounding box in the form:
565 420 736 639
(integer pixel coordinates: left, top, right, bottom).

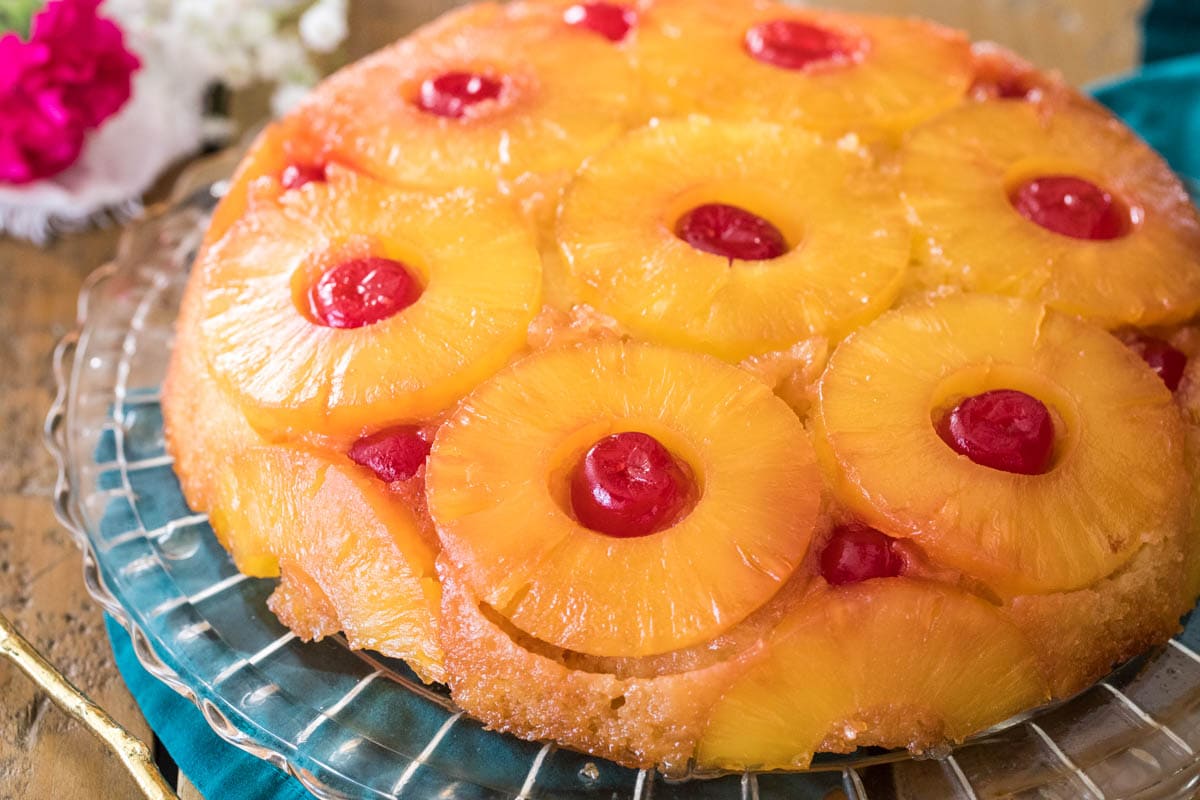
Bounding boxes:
164 0 1200 774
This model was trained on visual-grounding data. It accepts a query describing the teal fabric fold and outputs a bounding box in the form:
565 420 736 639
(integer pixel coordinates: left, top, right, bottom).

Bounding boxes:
1142 0 1200 64
1093 53 1200 192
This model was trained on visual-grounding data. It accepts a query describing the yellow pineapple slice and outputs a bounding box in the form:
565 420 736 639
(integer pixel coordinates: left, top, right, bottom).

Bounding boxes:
206 3 514 247
697 579 1049 769
204 115 336 249
297 2 634 192
557 117 910 361
426 340 821 657
209 445 444 683
901 99 1200 328
738 337 829 418
814 294 1188 595
635 0 971 137
197 167 541 440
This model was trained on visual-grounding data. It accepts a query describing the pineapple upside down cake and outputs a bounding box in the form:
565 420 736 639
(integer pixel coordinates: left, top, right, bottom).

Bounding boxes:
165 0 1200 772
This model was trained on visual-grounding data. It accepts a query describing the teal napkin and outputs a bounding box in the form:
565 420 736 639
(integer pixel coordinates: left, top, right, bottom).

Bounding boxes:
1142 0 1200 64
1094 53 1200 192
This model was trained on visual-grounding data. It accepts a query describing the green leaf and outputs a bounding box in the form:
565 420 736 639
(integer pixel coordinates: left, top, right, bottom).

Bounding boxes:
0 0 44 40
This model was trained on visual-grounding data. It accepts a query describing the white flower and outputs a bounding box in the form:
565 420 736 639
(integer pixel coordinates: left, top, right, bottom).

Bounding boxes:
234 8 278 44
217 48 257 88
103 0 350 127
299 0 348 53
271 81 312 116
256 35 312 82
174 0 232 30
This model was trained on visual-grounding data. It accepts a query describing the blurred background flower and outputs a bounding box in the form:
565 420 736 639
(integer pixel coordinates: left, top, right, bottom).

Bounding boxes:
0 0 348 244
0 0 139 184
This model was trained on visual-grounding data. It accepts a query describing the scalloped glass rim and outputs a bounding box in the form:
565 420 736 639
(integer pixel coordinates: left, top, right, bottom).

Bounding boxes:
41 147 1200 799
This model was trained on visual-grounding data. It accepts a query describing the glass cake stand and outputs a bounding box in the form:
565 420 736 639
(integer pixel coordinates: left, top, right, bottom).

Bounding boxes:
43 148 1200 800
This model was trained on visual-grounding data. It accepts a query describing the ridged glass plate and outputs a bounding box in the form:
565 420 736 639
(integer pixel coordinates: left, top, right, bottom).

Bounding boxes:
43 149 1200 799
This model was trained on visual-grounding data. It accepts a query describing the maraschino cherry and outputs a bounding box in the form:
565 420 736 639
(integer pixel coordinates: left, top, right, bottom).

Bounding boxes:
937 389 1056 475
991 77 1037 100
349 426 431 482
675 203 788 262
744 19 861 71
970 67 1038 101
280 163 327 191
1125 333 1187 392
992 79 1034 100
570 432 690 538
416 71 504 119
307 256 422 329
819 523 904 585
564 2 635 42
1010 176 1130 241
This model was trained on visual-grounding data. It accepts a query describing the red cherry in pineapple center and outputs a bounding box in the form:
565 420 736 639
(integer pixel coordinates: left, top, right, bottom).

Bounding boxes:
280 163 327 191
1010 175 1130 241
570 432 690 538
820 524 904 586
308 257 422 329
937 389 1055 475
416 71 504 119
349 426 431 483
564 2 635 42
675 203 789 262
744 19 862 71
1125 333 1187 392
992 77 1036 100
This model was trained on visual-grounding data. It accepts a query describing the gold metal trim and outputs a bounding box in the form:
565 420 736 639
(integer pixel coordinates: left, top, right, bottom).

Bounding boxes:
0 608 179 800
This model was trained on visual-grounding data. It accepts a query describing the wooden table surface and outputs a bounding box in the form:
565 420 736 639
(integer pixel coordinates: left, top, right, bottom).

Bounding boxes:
0 225 159 800
0 5 456 799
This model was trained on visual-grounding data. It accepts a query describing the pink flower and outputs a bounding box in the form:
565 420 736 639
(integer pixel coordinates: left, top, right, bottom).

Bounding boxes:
0 0 140 185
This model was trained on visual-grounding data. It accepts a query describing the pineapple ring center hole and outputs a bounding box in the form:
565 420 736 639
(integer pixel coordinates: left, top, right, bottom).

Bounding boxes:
968 52 1042 102
744 18 868 72
292 240 429 329
668 183 802 263
563 3 637 43
1003 162 1138 241
546 420 704 538
414 70 508 119
929 364 1081 476
280 162 328 191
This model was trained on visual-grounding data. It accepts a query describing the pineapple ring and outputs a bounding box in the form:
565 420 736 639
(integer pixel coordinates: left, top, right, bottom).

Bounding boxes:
697 579 1050 770
557 117 910 361
204 115 337 249
427 340 822 658
901 100 1200 328
297 2 635 192
814 294 1189 595
198 167 542 439
209 445 444 683
635 1 971 137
